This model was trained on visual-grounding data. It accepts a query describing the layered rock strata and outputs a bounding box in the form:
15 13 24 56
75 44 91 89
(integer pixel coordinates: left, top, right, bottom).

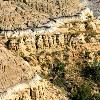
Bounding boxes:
2 8 100 56
0 75 67 100
0 0 84 30
0 1 100 100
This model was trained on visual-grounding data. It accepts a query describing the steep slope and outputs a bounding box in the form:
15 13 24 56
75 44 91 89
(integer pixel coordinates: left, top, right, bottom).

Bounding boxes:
0 44 35 93
0 0 100 100
0 75 68 100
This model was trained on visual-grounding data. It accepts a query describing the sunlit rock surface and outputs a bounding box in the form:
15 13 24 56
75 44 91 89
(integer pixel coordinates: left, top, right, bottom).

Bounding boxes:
0 0 84 30
0 0 100 100
0 75 67 100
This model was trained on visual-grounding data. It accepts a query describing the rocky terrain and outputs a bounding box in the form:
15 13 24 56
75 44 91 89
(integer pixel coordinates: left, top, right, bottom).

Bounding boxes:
0 0 100 100
0 0 84 30
0 75 67 100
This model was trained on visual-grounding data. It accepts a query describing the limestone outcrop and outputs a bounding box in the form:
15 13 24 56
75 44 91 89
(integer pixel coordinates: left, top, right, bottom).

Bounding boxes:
0 0 100 100
0 0 84 30
0 75 67 100
3 8 100 57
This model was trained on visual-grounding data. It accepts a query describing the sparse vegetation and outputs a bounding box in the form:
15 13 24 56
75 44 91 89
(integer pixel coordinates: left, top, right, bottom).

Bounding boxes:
0 0 100 99
81 60 100 83
93 93 100 100
72 83 92 100
49 59 65 87
72 83 100 100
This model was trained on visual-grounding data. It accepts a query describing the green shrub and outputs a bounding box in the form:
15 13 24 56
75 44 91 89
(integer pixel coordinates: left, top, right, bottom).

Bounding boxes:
82 60 100 82
49 59 66 87
50 59 65 78
52 77 66 88
72 83 92 100
94 93 100 100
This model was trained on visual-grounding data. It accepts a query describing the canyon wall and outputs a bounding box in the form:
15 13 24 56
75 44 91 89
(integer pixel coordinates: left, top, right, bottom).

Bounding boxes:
0 75 67 100
3 9 100 58
0 2 100 100
0 0 84 30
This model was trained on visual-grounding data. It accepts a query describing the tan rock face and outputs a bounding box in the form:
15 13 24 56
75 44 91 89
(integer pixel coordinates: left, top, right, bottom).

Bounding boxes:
0 76 68 100
0 0 84 30
5 15 100 56
0 45 35 93
0 1 100 99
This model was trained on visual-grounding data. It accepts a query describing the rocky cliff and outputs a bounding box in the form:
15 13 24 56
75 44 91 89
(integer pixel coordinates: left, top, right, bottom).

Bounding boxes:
0 75 67 100
0 0 84 30
0 0 100 100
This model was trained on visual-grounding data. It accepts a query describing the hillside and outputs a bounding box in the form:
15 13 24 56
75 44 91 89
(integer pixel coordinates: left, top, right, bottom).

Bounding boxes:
0 0 100 100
